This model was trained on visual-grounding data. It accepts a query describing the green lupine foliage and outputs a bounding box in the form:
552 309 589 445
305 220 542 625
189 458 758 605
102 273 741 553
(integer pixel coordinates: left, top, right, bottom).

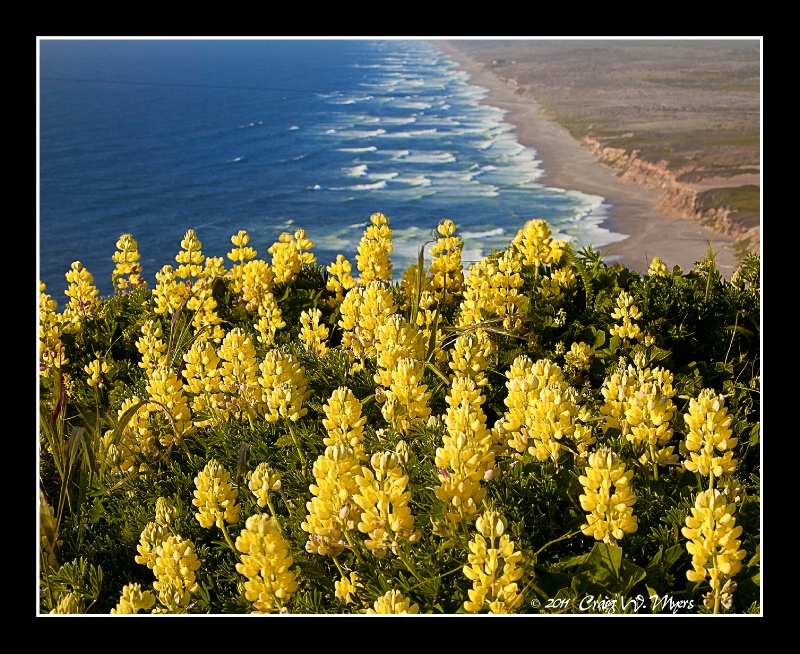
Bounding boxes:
38 233 760 615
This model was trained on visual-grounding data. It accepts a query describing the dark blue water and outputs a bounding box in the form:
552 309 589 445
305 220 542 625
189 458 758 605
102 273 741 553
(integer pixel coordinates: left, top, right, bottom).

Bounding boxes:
38 39 624 303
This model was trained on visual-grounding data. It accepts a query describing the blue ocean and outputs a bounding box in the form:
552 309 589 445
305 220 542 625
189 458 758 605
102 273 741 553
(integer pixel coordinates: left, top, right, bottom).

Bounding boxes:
38 39 624 302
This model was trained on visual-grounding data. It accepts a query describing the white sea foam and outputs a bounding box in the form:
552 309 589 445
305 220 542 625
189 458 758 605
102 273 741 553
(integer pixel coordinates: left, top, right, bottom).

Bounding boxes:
379 128 439 139
335 128 387 138
337 146 378 153
346 164 369 177
462 227 506 239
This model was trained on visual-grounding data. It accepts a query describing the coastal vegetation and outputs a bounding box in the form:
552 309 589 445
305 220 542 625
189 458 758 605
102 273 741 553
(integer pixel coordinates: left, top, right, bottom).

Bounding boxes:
38 213 760 614
451 40 761 230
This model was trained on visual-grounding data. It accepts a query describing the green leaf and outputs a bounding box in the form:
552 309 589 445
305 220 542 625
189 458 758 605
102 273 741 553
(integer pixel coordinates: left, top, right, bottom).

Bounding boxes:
573 542 646 597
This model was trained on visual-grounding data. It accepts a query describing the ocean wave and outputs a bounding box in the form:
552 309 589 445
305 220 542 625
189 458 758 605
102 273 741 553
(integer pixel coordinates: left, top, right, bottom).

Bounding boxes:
379 128 438 138
462 227 506 239
335 128 387 138
337 146 378 153
346 164 369 177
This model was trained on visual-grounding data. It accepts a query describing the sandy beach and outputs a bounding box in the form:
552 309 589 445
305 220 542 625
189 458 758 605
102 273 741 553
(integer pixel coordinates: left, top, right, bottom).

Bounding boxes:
435 41 742 278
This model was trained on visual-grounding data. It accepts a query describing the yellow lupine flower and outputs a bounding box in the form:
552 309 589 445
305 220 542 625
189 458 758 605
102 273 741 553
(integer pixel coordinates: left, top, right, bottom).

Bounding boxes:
366 589 419 614
609 290 644 344
335 572 363 604
381 356 431 435
151 535 201 612
338 281 397 362
192 459 241 529
356 212 393 284
301 445 362 556
235 513 298 613
353 451 420 557
226 229 258 293
62 261 100 328
435 377 494 523
174 229 205 281
111 233 147 293
648 256 670 277
463 511 525 614
683 389 738 482
322 386 367 459
578 447 638 544
449 328 492 387
429 218 464 304
299 307 330 357
248 462 282 508
259 349 309 423
84 357 111 388
269 229 316 284
111 583 156 614
326 254 357 308
682 489 746 591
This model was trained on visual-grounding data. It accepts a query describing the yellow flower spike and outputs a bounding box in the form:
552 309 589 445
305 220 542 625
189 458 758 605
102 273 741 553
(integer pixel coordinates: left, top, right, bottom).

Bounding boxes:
429 218 464 304
682 489 746 611
299 307 330 357
322 387 367 459
578 447 638 544
192 459 241 530
62 261 100 328
235 514 298 613
335 572 363 604
151 535 201 612
356 212 394 284
111 583 156 614
463 510 525 614
366 589 419 614
111 233 147 293
301 445 362 557
683 389 738 486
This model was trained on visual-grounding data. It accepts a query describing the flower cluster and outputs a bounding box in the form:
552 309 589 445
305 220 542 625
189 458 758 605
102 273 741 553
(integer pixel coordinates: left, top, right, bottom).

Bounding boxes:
578 447 638 544
322 386 367 460
61 261 100 329
449 328 492 387
683 389 738 485
145 365 196 447
151 535 202 613
268 228 316 284
111 583 156 614
365 589 420 614
298 307 330 357
248 462 282 509
463 511 525 613
429 218 464 304
354 451 420 557
682 489 746 592
235 514 299 613
326 254 357 308
302 444 362 556
335 572 363 604
338 281 398 363
174 229 205 282
356 212 393 284
192 459 241 529
435 377 495 525
609 290 648 346
502 356 593 462
511 218 565 269
226 229 258 294
111 233 147 293
259 349 309 423
648 256 671 277
39 283 68 377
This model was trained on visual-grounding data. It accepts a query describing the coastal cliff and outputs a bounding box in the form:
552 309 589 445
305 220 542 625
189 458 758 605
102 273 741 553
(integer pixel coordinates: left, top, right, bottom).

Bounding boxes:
581 137 760 255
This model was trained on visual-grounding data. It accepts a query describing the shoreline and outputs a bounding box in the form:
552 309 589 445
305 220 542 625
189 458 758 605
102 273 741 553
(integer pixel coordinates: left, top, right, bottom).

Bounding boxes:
434 40 741 277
